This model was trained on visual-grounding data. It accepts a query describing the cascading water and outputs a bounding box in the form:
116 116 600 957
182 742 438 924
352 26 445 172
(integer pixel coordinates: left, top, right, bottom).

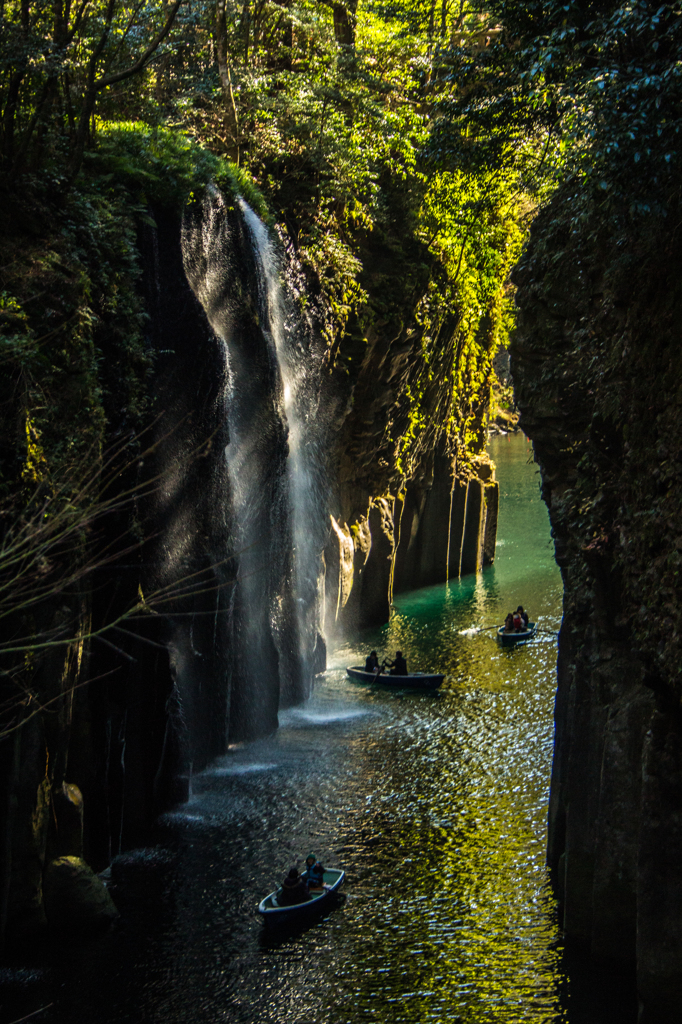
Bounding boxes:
180 186 326 743
238 199 327 703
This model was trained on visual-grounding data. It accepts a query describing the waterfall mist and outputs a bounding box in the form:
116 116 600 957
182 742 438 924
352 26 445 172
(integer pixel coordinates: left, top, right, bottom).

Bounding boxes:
179 186 327 745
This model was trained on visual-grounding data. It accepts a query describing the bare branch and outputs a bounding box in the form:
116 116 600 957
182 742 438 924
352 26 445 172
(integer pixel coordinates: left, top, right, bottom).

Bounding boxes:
96 0 185 90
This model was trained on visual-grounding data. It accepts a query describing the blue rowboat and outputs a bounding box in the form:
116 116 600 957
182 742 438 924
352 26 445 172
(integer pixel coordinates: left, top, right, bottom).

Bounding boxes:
346 666 444 690
497 622 536 645
258 869 345 925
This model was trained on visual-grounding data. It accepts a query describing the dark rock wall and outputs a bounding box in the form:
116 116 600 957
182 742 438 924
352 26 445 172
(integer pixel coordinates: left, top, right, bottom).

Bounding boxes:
0 203 236 944
1 195 320 945
511 194 682 1022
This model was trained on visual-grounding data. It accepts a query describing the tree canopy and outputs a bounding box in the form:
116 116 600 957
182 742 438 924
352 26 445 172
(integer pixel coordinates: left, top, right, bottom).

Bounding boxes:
1 0 679 473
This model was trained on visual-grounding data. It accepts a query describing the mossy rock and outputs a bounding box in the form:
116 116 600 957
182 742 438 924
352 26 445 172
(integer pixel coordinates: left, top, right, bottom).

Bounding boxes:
43 856 119 935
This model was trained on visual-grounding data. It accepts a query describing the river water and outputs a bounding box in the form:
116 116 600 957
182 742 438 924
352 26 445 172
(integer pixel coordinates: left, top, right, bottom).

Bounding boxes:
7 433 637 1024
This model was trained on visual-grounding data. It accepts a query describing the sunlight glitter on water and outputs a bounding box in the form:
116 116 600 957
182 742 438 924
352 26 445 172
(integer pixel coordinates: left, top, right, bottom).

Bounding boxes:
42 434 639 1024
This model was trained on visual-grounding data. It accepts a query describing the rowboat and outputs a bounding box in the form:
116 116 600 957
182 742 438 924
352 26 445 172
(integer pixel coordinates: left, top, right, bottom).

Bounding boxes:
346 666 444 690
258 869 345 925
497 622 536 645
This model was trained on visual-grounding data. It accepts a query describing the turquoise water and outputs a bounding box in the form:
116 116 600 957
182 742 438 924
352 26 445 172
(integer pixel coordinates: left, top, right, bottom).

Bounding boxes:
323 431 565 1023
34 432 636 1024
355 431 561 680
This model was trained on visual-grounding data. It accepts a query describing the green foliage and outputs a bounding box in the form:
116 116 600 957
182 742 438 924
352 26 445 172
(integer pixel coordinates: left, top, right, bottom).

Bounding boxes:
0 177 151 503
0 0 556 497
431 0 682 220
87 121 268 217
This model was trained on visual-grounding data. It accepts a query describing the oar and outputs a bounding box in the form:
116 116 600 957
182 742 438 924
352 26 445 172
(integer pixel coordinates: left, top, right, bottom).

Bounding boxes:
458 623 499 636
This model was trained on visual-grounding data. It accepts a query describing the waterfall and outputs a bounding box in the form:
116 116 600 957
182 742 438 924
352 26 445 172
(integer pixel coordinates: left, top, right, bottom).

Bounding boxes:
238 200 325 703
180 186 325 743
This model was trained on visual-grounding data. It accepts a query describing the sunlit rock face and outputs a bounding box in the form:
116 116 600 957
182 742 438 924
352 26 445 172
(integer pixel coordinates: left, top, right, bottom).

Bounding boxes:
323 450 498 637
511 191 682 1022
318 219 500 637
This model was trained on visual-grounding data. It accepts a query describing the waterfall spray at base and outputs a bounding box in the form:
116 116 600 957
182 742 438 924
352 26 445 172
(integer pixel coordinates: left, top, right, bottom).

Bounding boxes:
180 186 326 744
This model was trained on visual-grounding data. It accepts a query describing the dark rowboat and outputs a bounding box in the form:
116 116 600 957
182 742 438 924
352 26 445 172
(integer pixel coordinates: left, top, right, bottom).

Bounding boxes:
346 666 444 690
258 869 345 925
497 622 536 645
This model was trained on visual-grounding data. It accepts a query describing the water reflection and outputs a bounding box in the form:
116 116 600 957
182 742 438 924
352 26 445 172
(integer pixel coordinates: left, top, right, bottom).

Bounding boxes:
30 434 637 1024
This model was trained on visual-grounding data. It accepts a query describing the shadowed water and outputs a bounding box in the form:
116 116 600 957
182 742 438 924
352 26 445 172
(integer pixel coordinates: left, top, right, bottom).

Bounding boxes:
10 434 636 1024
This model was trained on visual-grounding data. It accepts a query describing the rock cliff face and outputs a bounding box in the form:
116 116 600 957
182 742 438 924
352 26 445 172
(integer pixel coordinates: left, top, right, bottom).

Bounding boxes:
322 221 499 633
0 182 498 950
323 451 497 632
511 193 682 1022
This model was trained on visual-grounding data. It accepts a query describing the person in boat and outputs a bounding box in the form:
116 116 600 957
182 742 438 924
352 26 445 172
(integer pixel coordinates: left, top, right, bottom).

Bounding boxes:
516 605 529 629
279 867 309 905
386 651 407 676
365 651 380 672
512 609 523 631
303 854 325 889
504 612 515 632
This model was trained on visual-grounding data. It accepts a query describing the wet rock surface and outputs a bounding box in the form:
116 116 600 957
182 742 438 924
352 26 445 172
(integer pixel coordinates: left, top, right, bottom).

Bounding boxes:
43 857 119 934
512 191 682 1020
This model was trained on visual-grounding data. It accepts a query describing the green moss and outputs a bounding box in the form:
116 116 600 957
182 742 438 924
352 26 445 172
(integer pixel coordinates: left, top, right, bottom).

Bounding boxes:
85 121 269 219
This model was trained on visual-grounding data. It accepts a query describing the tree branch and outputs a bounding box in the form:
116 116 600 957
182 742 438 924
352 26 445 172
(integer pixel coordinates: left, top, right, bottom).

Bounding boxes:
96 0 185 90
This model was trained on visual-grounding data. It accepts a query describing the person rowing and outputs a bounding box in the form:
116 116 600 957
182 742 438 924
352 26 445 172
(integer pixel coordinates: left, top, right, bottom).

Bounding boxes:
386 650 407 676
303 854 326 890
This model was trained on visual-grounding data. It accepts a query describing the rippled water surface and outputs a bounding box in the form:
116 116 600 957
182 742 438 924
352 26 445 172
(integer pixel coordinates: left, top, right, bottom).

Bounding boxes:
20 434 638 1024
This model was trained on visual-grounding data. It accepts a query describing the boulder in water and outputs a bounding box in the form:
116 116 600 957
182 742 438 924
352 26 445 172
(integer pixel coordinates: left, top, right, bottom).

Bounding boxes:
110 847 175 896
43 856 119 934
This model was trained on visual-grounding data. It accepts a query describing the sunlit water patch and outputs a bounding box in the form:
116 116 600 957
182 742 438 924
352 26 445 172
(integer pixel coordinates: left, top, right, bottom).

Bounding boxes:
26 434 636 1024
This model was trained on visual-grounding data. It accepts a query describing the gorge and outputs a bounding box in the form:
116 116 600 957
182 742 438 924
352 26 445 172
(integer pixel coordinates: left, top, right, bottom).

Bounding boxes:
0 179 498 953
2 0 682 1020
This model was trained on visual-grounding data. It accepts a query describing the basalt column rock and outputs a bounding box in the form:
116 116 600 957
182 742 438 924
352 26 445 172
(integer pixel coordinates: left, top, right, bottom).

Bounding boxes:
392 485 429 594
324 516 355 628
392 455 497 596
327 453 498 631
460 480 484 576
5 720 50 941
331 514 372 631
482 481 499 567
638 709 682 1022
447 480 468 579
512 189 682 1021
459 465 498 578
359 498 394 626
393 453 454 592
